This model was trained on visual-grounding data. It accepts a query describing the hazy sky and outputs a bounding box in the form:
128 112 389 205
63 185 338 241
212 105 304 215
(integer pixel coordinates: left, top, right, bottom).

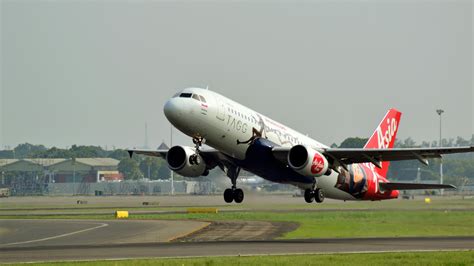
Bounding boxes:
1 0 472 149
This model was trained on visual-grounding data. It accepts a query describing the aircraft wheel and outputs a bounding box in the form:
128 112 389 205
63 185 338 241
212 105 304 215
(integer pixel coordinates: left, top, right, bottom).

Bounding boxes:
315 188 324 203
224 189 234 203
304 189 314 203
233 188 244 203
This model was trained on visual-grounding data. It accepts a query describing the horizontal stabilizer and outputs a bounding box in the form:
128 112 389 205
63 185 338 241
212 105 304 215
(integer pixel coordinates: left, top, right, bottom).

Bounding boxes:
379 182 456 190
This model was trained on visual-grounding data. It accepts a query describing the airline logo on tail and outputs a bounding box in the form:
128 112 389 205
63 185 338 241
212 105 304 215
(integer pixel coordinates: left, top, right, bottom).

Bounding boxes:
377 118 398 149
364 108 402 177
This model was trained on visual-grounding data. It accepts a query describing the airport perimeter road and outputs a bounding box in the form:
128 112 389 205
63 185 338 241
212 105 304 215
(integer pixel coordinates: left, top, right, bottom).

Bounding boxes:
0 219 209 248
1 237 473 263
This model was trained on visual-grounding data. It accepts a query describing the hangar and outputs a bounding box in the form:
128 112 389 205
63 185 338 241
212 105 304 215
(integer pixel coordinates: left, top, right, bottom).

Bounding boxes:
0 158 121 195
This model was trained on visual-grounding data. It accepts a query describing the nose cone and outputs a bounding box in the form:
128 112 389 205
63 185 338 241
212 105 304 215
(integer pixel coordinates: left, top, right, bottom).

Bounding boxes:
163 98 180 124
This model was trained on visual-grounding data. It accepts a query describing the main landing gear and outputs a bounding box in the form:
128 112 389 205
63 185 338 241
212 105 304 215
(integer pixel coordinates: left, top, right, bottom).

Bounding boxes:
304 188 324 203
304 178 325 203
223 165 244 203
224 188 244 203
189 136 205 165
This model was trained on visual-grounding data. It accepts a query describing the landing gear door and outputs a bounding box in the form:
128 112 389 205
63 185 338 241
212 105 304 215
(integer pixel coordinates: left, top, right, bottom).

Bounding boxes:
214 95 226 121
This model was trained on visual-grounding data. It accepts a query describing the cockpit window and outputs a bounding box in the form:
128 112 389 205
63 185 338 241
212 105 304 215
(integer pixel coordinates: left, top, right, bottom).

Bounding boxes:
199 95 206 103
192 94 200 101
173 93 180 98
180 93 192 98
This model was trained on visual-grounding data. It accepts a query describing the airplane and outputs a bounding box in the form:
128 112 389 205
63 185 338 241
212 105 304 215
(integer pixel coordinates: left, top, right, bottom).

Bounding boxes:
128 88 474 203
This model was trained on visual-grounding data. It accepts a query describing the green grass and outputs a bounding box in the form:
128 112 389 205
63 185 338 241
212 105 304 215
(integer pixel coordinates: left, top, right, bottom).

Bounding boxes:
13 251 474 266
148 210 474 239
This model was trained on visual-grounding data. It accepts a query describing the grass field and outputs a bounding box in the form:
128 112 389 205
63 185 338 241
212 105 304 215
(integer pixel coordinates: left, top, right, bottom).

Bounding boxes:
15 251 474 266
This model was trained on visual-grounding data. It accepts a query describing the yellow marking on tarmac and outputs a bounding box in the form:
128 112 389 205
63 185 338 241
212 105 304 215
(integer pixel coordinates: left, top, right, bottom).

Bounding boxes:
187 207 218 213
0 222 108 247
115 210 129 218
166 222 211 242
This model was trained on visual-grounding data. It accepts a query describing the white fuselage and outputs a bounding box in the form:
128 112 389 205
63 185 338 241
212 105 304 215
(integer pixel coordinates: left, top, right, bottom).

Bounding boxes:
164 88 355 200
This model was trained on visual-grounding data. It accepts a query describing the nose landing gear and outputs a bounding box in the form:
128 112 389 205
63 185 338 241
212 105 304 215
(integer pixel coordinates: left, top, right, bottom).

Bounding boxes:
189 136 205 165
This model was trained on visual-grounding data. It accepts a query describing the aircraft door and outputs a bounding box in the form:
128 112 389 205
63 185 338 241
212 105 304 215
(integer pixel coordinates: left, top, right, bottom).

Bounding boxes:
214 95 226 121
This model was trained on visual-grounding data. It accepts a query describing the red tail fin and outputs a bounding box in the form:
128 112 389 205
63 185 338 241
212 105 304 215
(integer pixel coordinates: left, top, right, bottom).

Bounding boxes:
364 108 402 177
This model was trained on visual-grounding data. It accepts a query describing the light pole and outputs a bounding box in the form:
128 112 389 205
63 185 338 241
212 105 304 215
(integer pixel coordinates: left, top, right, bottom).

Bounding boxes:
72 158 76 196
436 109 444 195
170 125 174 195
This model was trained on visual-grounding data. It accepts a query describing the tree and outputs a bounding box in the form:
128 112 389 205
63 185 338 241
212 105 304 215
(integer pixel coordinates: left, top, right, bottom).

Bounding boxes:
156 160 171 180
13 143 47 158
33 147 72 158
108 149 129 160
455 136 470 147
339 137 368 148
118 158 143 180
69 145 107 157
139 158 170 180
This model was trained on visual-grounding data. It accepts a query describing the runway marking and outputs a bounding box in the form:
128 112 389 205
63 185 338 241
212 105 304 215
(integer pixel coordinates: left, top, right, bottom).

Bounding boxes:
1 222 109 247
10 249 474 264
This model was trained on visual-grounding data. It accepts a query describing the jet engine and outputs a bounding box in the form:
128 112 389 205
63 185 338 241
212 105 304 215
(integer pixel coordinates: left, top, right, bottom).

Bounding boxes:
288 145 329 177
166 145 207 177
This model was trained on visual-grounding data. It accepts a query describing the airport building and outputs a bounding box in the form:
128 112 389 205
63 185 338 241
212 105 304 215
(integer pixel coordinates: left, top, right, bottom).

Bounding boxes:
0 158 215 196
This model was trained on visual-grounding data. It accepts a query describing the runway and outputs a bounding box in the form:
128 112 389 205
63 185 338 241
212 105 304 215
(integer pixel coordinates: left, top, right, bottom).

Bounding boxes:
1 236 473 263
0 219 473 263
0 219 209 248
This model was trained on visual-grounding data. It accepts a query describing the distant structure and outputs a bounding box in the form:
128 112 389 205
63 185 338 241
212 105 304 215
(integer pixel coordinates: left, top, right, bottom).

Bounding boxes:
144 122 150 149
0 158 122 195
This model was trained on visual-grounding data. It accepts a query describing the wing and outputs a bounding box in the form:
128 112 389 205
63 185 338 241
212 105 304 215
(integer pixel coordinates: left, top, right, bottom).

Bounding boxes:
379 182 456 190
272 146 474 168
127 149 168 158
127 148 225 170
323 146 474 167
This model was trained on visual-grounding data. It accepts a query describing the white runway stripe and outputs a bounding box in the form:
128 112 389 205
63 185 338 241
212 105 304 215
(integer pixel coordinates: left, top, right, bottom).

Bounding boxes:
1 222 108 246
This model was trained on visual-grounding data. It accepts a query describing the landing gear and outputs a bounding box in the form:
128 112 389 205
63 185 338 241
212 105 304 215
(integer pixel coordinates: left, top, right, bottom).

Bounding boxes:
233 188 244 203
224 189 234 203
304 189 314 203
304 187 324 203
190 136 205 165
224 188 244 203
222 165 244 203
314 188 324 203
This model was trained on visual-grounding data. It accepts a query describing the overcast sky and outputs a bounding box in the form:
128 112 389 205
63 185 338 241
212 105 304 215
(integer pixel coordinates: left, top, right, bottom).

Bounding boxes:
1 0 472 149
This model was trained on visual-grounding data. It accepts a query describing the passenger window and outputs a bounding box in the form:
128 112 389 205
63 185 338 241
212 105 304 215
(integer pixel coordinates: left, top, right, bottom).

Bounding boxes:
180 93 192 98
192 94 200 101
199 95 206 103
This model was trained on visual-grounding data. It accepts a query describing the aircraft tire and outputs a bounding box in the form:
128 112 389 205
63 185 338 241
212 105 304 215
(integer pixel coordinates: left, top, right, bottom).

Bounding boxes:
233 188 244 203
304 189 314 203
224 189 234 203
315 188 324 203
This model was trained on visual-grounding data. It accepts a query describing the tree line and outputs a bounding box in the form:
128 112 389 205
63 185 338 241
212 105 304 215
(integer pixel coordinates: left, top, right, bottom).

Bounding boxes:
1 134 473 184
0 143 170 181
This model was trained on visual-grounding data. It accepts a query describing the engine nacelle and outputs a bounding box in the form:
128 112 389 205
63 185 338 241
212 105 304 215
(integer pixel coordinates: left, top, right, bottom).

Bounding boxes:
166 145 206 177
288 145 329 177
